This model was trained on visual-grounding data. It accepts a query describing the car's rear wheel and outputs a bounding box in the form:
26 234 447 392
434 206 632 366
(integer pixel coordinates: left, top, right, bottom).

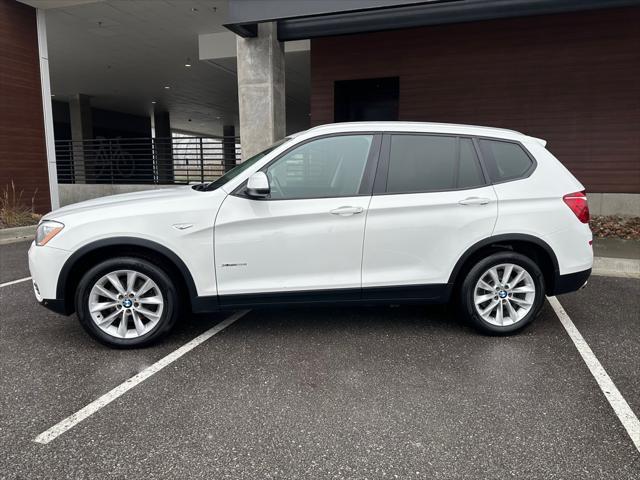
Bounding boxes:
460 252 545 334
75 257 179 348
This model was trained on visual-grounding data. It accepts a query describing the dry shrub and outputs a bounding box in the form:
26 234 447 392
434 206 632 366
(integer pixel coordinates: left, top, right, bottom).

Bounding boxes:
0 181 41 228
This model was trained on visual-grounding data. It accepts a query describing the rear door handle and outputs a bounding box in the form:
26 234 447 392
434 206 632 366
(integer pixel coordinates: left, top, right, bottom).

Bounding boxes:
458 197 491 206
330 206 364 216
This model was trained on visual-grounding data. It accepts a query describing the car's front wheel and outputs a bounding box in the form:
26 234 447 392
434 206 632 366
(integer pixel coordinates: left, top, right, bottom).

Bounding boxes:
460 252 545 334
75 257 179 348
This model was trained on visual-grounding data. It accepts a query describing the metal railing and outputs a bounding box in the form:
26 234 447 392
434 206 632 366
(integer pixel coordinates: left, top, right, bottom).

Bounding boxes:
55 136 241 184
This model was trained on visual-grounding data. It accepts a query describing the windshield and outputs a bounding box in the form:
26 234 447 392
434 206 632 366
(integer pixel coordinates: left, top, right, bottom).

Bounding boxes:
202 138 291 191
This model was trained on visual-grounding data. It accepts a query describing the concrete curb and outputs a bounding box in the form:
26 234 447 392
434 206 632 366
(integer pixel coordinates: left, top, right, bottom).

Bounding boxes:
0 225 37 245
592 256 640 279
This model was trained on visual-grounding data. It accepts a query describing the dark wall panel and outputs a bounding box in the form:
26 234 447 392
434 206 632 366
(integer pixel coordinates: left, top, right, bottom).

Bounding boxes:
0 0 50 212
311 7 640 193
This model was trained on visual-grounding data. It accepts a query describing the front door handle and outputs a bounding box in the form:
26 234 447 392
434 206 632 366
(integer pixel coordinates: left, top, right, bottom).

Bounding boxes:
330 206 364 216
459 197 491 206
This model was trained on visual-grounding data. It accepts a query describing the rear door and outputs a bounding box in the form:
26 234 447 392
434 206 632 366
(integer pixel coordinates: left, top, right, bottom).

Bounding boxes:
361 133 497 299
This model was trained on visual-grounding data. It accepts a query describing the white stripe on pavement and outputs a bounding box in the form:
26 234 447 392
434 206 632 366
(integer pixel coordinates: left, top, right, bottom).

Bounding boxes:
34 309 250 444
548 296 640 454
0 276 32 288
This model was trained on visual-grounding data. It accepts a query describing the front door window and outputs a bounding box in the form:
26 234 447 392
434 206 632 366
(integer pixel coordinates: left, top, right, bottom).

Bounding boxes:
266 135 373 199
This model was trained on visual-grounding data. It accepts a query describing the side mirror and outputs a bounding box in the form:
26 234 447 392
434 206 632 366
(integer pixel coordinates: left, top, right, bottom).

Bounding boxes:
246 171 270 198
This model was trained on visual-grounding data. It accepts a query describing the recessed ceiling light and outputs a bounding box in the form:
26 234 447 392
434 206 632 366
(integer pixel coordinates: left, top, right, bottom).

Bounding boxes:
151 101 156 104
51 94 55 97
164 86 170 89
185 63 191 68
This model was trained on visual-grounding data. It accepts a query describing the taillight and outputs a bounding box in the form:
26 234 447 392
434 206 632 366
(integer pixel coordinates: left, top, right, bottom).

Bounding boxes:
563 191 590 223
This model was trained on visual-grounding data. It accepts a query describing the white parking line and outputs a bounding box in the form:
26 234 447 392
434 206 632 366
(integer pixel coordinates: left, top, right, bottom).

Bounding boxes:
34 309 250 445
0 276 32 288
548 296 640 454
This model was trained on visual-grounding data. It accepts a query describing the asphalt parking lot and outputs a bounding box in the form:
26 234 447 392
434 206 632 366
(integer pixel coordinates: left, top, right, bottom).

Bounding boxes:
1 240 639 479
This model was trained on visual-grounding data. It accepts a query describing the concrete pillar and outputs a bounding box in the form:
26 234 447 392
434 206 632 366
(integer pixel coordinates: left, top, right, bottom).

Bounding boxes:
36 9 59 209
236 22 285 160
222 125 237 173
152 110 173 183
69 94 92 183
153 110 171 138
69 93 92 140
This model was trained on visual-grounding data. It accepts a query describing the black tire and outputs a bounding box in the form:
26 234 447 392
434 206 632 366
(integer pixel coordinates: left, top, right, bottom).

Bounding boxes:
460 251 545 335
75 257 180 348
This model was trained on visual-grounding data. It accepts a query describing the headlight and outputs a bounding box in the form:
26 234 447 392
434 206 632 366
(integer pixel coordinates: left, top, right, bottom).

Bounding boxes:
35 220 64 246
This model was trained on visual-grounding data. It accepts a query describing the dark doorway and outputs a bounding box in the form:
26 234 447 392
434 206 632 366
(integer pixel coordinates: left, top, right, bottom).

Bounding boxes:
334 77 399 122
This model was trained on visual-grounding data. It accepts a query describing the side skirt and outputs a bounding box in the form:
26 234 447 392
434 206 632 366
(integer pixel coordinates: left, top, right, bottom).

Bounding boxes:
192 284 453 313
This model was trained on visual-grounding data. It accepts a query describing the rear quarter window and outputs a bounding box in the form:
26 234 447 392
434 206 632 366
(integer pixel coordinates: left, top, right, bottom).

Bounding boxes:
478 139 534 183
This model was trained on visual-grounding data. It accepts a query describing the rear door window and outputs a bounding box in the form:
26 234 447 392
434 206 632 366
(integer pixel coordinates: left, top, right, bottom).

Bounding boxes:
458 138 486 189
386 135 485 193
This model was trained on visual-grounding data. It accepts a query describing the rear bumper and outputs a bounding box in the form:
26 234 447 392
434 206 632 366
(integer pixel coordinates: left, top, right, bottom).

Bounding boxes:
550 268 591 296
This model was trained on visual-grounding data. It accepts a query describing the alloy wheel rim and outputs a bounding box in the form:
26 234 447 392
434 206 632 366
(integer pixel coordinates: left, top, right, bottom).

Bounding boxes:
88 269 164 339
473 263 536 326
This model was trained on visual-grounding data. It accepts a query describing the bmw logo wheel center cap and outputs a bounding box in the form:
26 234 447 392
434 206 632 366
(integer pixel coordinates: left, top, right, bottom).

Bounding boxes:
498 290 508 299
122 298 133 308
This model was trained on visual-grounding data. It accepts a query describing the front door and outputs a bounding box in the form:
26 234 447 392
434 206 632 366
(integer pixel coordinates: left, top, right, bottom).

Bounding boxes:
215 134 380 304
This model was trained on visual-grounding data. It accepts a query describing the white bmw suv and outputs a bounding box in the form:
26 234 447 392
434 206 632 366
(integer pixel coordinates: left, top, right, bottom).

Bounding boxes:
29 122 592 347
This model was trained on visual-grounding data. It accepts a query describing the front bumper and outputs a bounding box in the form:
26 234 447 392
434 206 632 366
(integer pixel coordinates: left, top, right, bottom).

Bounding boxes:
39 298 70 315
28 242 72 315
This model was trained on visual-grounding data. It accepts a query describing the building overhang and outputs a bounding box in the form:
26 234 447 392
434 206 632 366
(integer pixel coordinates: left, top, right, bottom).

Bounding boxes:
225 0 640 41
